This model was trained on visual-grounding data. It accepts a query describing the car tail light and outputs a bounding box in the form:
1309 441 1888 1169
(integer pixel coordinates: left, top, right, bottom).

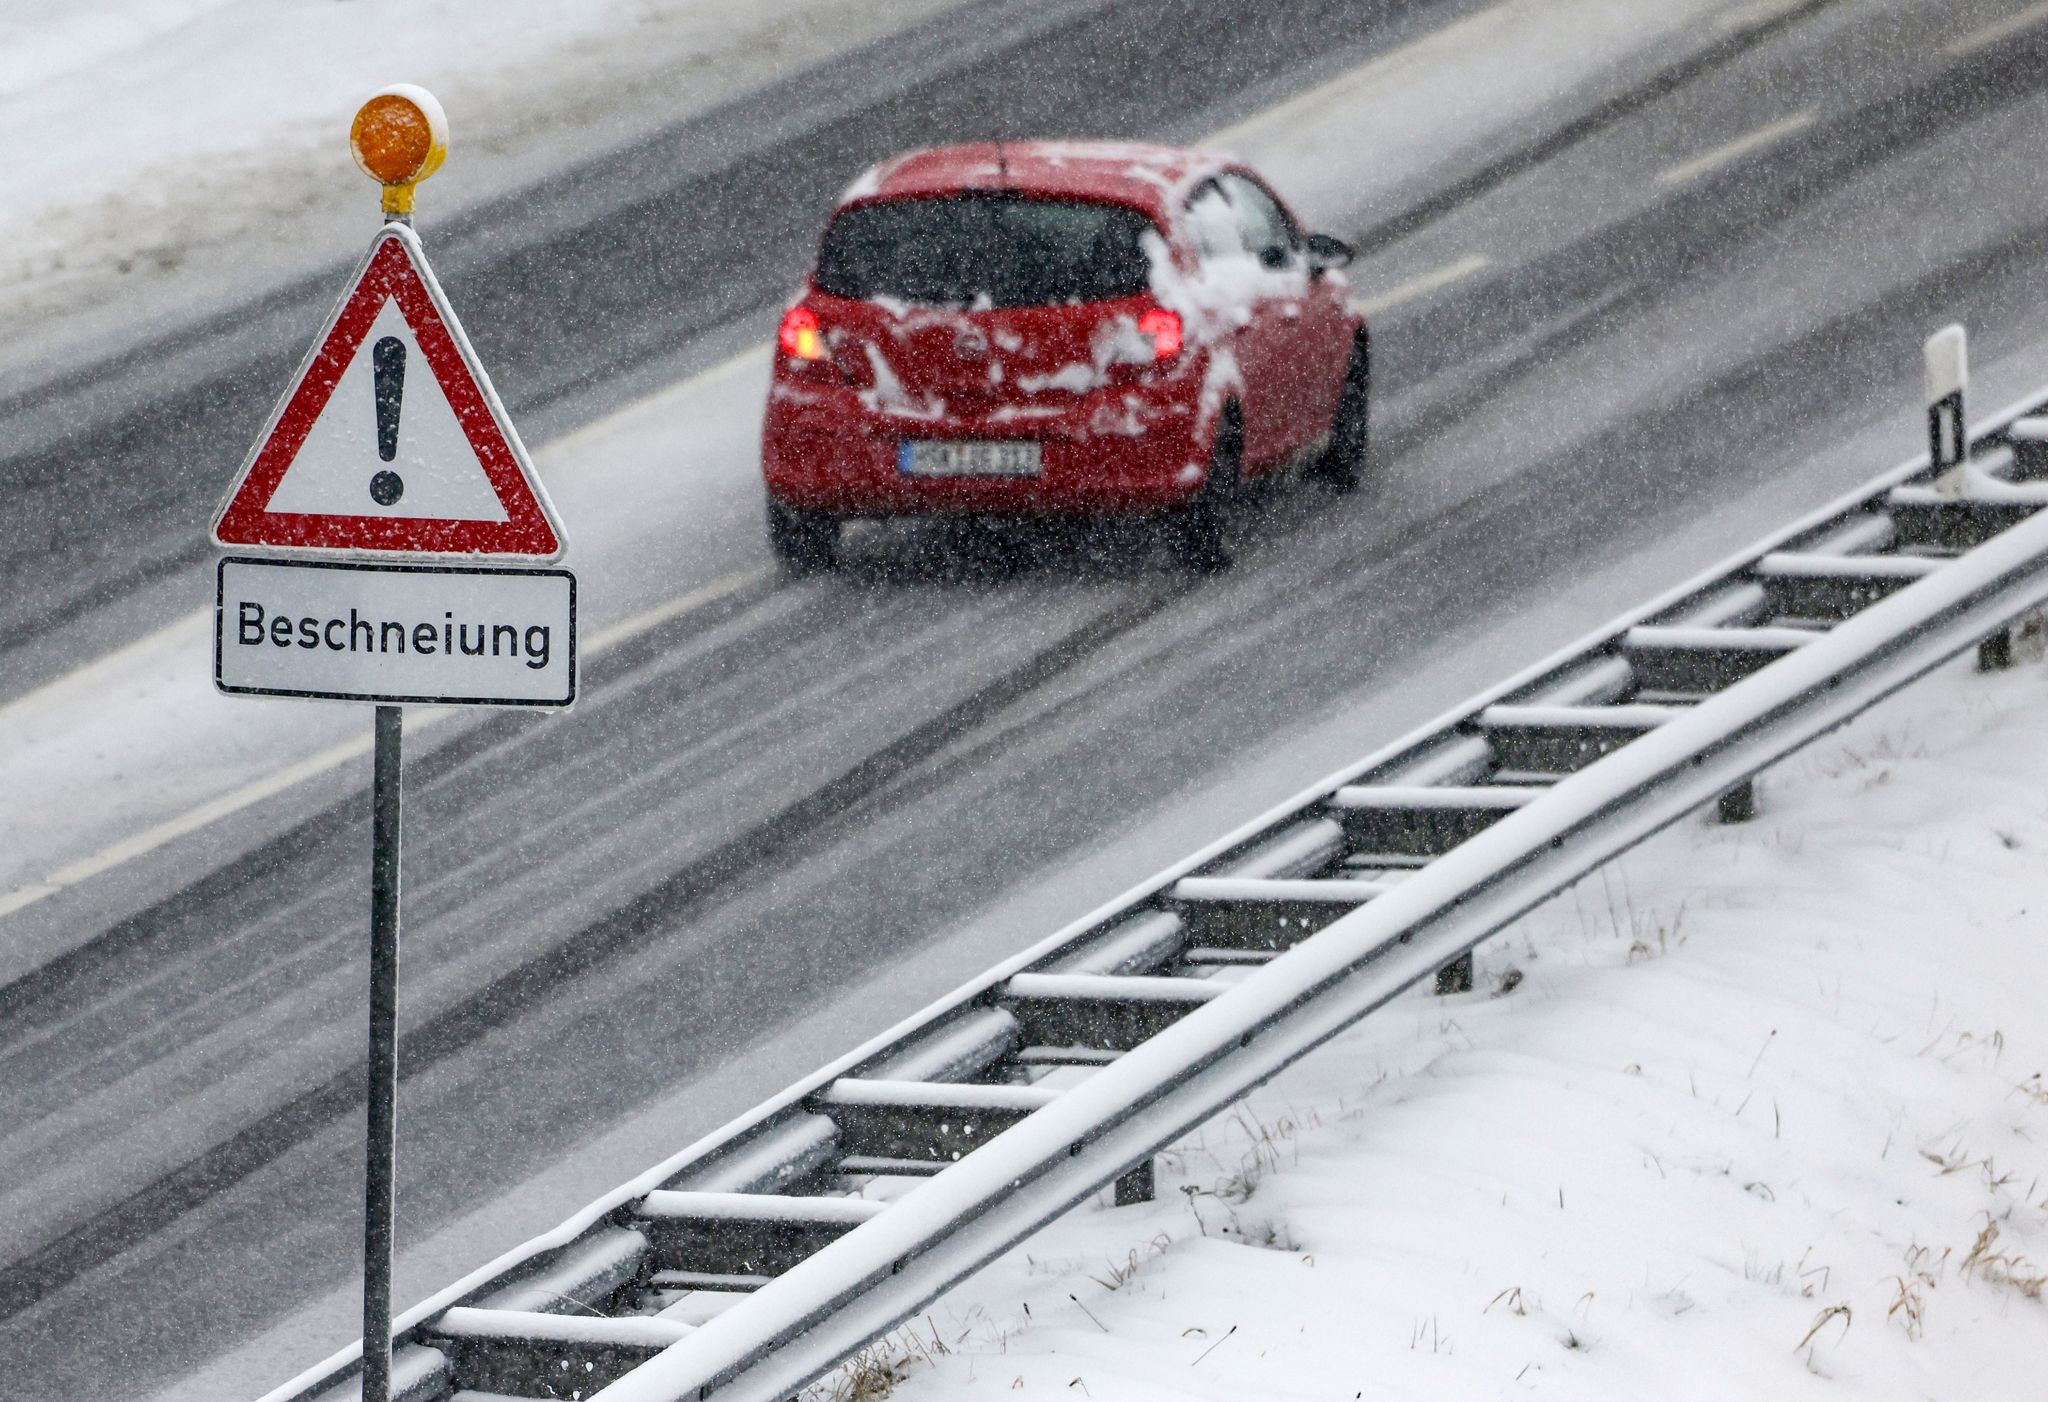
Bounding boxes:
1138 308 1182 361
778 305 825 360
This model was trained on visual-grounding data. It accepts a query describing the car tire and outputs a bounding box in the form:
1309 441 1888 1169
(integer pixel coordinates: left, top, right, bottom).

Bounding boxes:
1169 407 1240 573
1310 331 1369 492
766 498 840 574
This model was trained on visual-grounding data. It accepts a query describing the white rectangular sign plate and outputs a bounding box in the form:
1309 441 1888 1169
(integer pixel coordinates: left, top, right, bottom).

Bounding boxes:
216 556 576 706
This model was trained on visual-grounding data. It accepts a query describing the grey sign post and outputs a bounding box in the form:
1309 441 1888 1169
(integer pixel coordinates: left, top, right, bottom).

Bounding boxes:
365 699 401 1402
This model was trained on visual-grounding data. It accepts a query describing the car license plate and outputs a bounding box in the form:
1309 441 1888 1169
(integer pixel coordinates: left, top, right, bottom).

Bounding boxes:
898 440 1042 477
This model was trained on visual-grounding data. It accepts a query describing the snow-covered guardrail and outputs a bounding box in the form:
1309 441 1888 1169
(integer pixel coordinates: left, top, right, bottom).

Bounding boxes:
261 366 2048 1402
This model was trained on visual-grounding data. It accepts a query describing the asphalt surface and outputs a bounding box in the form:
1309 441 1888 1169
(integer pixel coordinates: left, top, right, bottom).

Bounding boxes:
0 0 1486 689
11 0 2048 1397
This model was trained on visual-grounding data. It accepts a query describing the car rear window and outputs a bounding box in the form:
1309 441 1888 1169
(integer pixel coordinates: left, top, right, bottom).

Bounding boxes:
815 195 1155 307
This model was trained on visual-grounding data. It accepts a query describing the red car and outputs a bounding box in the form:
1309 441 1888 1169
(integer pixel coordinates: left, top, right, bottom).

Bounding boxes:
760 140 1368 571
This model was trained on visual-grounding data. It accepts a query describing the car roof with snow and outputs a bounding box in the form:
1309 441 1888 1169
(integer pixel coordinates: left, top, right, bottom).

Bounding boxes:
838 141 1238 225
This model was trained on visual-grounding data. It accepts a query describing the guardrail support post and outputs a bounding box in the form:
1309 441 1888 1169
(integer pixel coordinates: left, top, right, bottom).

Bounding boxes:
1981 606 2047 669
1434 952 1474 994
1114 1158 1155 1205
1927 324 1968 498
1716 778 1756 823
1927 326 2010 669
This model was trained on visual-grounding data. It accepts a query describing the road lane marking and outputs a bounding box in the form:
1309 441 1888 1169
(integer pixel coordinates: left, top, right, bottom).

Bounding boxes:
1945 0 2048 57
1356 254 1491 317
584 570 761 653
1713 0 1811 32
0 883 57 920
1654 110 1815 186
0 734 372 921
0 610 203 732
0 570 759 921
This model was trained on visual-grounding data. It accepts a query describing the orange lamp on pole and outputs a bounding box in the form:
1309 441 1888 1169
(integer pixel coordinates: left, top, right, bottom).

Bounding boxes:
350 85 448 220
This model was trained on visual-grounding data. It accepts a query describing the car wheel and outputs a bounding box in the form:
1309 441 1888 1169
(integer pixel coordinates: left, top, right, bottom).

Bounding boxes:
766 498 840 574
1310 331 1369 492
1169 407 1240 573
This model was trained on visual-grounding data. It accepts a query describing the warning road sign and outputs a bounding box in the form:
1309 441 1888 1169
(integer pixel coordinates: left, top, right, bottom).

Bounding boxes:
213 223 564 561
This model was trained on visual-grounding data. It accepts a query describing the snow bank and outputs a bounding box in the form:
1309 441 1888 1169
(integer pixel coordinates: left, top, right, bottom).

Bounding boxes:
0 0 967 366
848 648 2048 1400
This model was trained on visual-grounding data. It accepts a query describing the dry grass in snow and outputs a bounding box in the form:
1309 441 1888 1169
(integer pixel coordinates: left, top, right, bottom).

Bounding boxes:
804 648 2048 1400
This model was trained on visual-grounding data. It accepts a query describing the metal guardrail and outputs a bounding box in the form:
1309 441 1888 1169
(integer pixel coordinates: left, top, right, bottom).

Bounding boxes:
262 378 2048 1402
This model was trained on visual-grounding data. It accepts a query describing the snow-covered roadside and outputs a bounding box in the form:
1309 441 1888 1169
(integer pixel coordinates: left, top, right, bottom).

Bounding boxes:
0 0 969 375
833 646 2048 1401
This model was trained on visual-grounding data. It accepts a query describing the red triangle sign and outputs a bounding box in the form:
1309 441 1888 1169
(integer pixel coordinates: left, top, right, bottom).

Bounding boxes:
213 224 564 560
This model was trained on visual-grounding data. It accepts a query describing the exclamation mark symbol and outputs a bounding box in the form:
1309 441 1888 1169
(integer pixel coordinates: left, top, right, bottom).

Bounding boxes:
369 335 406 506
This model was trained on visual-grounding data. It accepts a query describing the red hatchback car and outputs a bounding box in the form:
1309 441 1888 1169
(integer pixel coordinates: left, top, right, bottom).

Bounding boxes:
760 140 1369 571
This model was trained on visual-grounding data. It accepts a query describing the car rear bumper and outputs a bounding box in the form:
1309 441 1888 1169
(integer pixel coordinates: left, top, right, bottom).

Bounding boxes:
762 381 1210 518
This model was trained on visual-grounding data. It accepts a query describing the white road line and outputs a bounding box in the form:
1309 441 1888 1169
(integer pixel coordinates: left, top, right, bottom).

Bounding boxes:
583 570 760 653
1654 110 1815 187
0 884 58 921
0 569 759 920
1712 0 1811 32
1945 0 2048 58
544 346 761 457
1356 254 1491 317
0 609 204 732
0 735 374 921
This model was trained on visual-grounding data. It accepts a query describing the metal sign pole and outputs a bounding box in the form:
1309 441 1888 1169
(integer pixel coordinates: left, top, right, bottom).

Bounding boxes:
363 702 403 1402
347 90 444 1402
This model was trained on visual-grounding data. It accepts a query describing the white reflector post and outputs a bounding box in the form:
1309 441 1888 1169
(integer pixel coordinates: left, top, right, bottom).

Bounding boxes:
1926 323 1968 498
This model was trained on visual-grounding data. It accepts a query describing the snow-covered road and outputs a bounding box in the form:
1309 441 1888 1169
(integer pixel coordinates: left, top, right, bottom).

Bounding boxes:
8 1 2048 1398
0 0 1765 977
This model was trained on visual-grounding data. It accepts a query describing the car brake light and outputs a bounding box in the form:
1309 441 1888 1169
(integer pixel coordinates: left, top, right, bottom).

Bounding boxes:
778 305 825 360
1139 308 1182 361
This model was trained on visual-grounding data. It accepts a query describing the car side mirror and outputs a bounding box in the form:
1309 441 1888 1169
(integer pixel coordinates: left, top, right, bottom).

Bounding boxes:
1306 232 1354 274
